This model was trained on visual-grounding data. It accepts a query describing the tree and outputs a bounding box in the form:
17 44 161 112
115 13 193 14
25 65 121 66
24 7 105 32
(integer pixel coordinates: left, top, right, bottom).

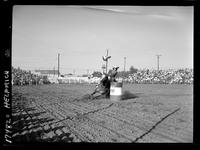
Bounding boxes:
82 74 88 77
92 71 102 78
117 71 129 78
129 66 138 74
66 73 73 76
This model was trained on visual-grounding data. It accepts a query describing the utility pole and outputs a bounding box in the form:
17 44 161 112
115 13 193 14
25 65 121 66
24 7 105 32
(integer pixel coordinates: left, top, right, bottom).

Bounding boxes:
105 49 109 73
58 53 60 77
102 49 111 74
53 66 55 77
73 69 75 75
124 57 126 72
102 64 106 74
156 54 161 71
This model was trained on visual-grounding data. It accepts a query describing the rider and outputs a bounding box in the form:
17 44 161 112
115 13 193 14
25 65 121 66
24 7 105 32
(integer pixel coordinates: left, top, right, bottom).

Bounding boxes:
91 73 110 98
108 66 119 82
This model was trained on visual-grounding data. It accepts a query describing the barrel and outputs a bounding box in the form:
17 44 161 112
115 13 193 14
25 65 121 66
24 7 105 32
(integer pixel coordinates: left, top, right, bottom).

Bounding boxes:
110 82 123 101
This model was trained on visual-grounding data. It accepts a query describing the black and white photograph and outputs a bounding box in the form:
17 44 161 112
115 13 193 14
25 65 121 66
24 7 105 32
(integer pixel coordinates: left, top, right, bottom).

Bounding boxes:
8 4 194 144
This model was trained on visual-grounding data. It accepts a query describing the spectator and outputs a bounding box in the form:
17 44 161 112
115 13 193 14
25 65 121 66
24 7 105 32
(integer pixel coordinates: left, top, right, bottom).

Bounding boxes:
12 67 46 85
12 67 193 85
118 68 193 84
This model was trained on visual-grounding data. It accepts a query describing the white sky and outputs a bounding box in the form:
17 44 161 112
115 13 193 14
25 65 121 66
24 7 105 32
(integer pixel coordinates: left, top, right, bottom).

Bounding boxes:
12 5 193 75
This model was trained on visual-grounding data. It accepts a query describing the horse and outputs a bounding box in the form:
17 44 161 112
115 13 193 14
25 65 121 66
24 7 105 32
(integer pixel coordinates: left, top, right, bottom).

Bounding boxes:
90 74 111 99
90 66 119 99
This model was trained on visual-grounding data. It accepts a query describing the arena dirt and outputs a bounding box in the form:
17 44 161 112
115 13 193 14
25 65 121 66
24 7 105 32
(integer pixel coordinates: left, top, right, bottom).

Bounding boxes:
12 84 193 143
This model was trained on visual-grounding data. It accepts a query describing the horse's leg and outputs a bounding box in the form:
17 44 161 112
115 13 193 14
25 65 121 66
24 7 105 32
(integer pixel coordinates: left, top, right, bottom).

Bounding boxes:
91 86 99 95
91 90 96 96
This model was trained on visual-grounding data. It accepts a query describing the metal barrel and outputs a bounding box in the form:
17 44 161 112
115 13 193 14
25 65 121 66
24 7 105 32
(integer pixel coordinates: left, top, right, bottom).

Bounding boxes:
110 82 123 101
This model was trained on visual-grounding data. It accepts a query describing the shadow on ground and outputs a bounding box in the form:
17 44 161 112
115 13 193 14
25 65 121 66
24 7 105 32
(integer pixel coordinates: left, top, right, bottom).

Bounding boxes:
12 91 77 143
76 90 139 102
121 90 139 101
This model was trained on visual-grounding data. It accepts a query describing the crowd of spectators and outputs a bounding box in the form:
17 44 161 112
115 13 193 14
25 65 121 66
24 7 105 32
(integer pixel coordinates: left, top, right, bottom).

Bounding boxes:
12 67 193 85
12 67 50 85
121 68 193 84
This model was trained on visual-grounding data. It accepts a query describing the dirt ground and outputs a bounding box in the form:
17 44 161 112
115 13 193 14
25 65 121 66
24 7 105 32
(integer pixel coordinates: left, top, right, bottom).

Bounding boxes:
12 83 193 143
